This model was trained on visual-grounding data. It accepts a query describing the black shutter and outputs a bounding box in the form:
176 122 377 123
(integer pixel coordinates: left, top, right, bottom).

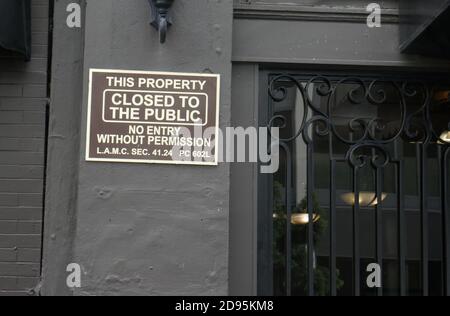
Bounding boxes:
0 0 31 60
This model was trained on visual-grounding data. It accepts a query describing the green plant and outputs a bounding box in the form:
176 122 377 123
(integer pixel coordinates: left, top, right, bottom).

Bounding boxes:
272 181 344 296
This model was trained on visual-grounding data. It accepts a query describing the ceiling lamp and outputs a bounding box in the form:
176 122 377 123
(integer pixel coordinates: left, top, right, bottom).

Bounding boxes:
273 212 321 225
440 130 450 143
434 90 450 103
291 213 321 225
341 192 387 207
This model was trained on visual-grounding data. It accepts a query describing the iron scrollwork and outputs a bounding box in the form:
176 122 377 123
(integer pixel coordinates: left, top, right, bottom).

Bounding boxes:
268 74 450 297
268 74 450 169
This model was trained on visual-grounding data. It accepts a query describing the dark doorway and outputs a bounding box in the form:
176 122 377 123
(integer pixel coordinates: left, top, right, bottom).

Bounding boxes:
258 72 450 296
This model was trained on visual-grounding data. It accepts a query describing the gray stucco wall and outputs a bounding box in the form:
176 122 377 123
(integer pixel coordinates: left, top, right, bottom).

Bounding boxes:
64 0 232 296
41 0 85 296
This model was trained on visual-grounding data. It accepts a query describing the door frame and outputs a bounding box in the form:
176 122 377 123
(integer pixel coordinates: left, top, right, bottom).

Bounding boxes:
229 64 450 296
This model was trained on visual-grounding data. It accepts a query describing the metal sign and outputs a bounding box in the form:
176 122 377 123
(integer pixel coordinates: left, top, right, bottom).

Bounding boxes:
86 69 220 165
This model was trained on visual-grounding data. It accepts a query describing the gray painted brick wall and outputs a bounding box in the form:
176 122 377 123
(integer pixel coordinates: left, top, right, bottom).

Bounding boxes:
0 0 49 296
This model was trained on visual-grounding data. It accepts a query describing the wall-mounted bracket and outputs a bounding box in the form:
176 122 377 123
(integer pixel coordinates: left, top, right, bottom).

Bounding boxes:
148 0 174 44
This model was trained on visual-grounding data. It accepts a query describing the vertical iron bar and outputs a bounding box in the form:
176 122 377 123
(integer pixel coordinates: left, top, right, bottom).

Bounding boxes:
307 144 315 296
376 167 383 296
353 167 361 296
394 138 406 296
397 161 406 296
438 147 443 295
330 159 337 296
283 143 292 296
419 144 429 296
441 147 450 295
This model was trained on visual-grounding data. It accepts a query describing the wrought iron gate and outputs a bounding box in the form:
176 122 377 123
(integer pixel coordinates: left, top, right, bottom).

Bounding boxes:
261 72 450 296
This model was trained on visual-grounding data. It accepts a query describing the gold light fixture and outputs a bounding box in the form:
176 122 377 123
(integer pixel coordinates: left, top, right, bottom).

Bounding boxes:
291 212 321 225
440 131 450 143
434 90 450 144
273 212 321 225
434 90 450 103
341 192 387 207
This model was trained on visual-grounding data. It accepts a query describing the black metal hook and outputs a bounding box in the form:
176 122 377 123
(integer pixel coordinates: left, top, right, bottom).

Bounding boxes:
148 0 174 44
158 15 168 44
